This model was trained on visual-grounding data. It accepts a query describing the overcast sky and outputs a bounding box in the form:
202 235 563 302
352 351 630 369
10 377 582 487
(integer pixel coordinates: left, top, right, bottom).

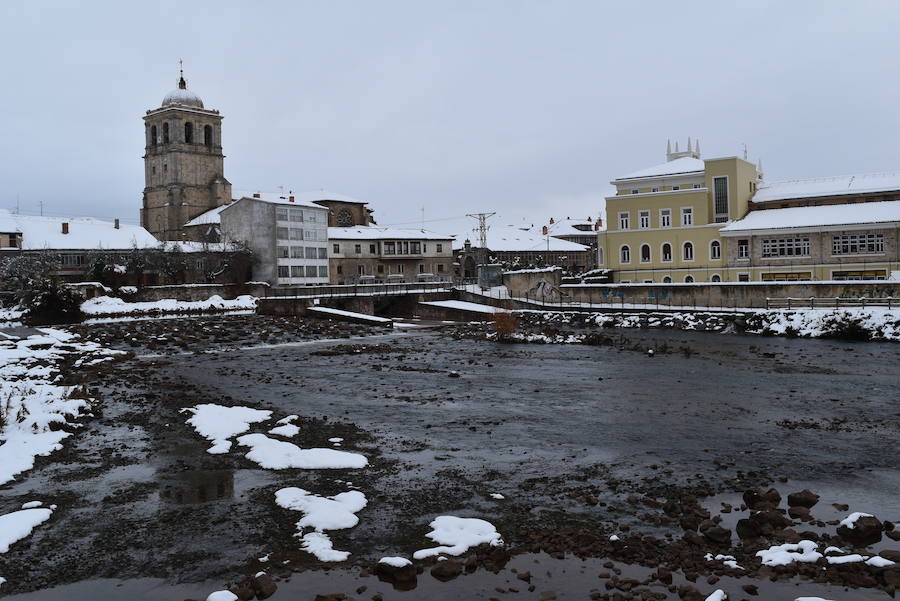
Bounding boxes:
2 1 899 240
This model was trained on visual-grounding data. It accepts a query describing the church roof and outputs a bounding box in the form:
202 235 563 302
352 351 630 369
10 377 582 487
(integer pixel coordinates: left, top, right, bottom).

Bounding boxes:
162 74 204 109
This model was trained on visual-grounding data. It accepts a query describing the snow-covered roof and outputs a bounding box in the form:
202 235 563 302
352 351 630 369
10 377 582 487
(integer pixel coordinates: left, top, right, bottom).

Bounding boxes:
720 200 900 233
752 172 900 203
184 205 229 227
615 157 705 181
456 225 590 252
233 189 363 208
534 218 599 237
329 226 454 241
0 210 159 251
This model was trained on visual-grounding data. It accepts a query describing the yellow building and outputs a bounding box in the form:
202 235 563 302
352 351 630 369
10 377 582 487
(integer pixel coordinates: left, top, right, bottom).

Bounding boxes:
597 140 760 283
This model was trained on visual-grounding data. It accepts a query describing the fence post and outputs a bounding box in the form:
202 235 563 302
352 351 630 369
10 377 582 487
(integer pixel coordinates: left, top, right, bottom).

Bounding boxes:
787 298 792 310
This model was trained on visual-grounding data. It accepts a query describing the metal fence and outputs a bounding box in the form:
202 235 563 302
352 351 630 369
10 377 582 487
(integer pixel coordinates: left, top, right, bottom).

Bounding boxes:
765 297 899 310
262 281 453 299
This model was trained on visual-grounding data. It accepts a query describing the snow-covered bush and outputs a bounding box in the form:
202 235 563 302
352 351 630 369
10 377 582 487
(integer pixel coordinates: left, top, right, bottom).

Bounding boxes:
19 278 84 325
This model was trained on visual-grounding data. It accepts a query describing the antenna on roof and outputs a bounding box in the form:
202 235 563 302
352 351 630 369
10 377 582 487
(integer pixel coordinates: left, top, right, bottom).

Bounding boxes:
743 143 748 160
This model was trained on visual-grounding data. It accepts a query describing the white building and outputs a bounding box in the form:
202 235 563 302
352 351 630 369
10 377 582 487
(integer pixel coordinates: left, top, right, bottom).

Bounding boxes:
327 226 454 284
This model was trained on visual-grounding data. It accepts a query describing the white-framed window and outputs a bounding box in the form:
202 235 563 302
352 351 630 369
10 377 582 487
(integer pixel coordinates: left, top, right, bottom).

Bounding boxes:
303 229 317 241
276 207 289 221
651 187 659 193
639 210 650 229
672 185 680 191
738 239 749 259
290 265 304 277
289 228 303 240
682 241 694 261
618 212 630 230
684 275 694 283
304 265 316 277
305 211 317 223
305 247 317 259
620 245 631 264
276 246 289 258
277 265 290 278
681 207 693 226
711 274 722 282
762 237 810 257
660 208 671 228
640 244 651 263
832 233 885 255
291 246 304 258
661 242 673 262
631 189 639 195
713 176 729 222
318 265 329 277
289 208 304 222
710 240 721 260
396 264 405 273
693 183 701 189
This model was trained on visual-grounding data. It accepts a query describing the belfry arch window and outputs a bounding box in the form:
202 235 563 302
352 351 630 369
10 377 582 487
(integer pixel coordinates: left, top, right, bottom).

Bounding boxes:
204 125 213 147
162 122 170 144
150 125 157 146
184 122 193 144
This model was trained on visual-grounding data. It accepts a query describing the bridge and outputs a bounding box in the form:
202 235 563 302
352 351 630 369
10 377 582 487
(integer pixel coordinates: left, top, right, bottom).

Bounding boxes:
256 281 453 318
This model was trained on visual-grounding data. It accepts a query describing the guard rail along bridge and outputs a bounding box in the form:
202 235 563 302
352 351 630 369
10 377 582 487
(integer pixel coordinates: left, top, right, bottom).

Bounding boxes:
256 281 454 318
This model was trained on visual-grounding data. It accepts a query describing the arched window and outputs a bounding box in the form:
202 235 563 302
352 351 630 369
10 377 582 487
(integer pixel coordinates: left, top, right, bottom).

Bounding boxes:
662 276 672 283
150 125 157 146
204 125 213 147
640 244 651 263
620 245 631 263
184 122 193 144
683 241 694 261
662 243 672 262
162 122 170 144
710 240 721 260
685 275 694 283
711 274 721 282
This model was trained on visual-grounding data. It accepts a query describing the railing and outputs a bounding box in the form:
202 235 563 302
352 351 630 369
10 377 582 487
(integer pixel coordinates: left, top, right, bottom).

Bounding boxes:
765 297 899 310
262 281 452 300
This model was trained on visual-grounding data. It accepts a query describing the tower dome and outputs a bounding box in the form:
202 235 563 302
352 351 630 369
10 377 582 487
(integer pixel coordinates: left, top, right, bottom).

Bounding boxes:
162 73 204 108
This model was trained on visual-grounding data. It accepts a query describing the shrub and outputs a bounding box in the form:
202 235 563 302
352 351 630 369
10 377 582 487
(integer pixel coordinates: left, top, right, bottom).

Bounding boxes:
493 312 519 339
19 278 84 325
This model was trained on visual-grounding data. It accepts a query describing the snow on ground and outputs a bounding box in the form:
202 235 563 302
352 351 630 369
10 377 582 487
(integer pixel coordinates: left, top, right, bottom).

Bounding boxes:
421 300 504 314
0 505 53 553
489 493 505 500
182 404 272 454
756 540 822 566
705 553 743 570
268 423 300 438
205 591 238 601
0 329 124 485
412 516 503 559
826 554 867 564
81 295 257 317
378 556 412 567
866 556 896 567
0 306 24 323
704 591 726 601
275 487 367 561
235 434 368 469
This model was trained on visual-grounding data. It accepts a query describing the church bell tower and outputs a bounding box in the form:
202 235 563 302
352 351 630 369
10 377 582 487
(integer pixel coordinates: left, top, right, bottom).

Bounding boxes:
141 67 231 241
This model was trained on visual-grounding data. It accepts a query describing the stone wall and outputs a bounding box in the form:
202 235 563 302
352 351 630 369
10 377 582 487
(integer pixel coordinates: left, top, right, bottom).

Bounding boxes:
503 268 563 299
134 282 269 303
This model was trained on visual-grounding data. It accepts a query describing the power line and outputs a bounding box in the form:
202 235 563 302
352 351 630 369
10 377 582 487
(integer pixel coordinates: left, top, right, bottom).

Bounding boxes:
466 212 496 248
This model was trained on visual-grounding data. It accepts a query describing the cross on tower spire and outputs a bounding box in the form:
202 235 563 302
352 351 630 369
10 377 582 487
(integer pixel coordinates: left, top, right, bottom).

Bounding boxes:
178 59 187 89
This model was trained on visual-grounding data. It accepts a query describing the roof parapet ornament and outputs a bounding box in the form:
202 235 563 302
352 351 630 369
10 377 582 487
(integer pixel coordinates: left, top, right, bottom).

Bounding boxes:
666 137 701 162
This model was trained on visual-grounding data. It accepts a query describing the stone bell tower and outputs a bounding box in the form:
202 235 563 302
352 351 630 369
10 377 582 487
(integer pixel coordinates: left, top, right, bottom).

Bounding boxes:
141 67 231 241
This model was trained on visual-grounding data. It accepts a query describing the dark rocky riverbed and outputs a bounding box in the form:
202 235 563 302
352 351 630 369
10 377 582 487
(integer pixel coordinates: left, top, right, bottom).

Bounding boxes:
1 314 898 600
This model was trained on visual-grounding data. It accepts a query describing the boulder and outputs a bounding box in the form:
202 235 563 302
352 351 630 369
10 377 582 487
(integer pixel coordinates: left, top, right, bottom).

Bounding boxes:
700 524 732 545
743 488 781 510
430 559 462 581
880 550 900 562
787 489 820 508
375 561 417 584
837 515 883 546
788 506 811 521
677 584 704 601
250 573 277 600
227 583 255 601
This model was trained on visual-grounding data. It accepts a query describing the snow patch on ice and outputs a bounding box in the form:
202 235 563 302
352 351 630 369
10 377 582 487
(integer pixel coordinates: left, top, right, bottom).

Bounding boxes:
182 404 272 454
268 424 300 438
412 516 503 559
275 487 367 562
236 434 367 469
379 556 412 567
756 540 822 566
0 506 53 553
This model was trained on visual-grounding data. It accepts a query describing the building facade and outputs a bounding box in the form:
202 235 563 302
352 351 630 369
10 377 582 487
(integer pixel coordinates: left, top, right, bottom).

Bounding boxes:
328 226 454 284
141 72 231 242
597 140 760 283
219 194 330 286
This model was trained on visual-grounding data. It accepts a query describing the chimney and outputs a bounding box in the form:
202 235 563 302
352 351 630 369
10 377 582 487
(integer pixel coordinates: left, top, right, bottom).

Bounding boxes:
114 218 120 229
61 222 69 235
289 195 295 202
253 193 261 198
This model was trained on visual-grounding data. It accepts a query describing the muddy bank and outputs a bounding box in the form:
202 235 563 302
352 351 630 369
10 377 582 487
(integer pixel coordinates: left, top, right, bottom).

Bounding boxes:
1 315 898 600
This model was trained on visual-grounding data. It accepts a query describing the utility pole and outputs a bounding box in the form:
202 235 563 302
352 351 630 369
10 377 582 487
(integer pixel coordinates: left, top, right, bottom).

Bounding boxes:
466 212 496 249
39 200 44 216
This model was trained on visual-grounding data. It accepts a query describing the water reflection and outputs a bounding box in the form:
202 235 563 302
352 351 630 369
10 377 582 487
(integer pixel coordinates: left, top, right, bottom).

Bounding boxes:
158 469 234 504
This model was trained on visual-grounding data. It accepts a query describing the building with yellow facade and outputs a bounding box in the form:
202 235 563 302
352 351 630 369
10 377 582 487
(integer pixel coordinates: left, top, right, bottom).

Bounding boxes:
597 140 760 283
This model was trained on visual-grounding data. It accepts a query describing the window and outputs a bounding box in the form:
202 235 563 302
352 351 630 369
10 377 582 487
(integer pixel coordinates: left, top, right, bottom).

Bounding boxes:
276 207 289 221
410 241 422 254
711 274 721 282
291 246 303 258
662 276 672 283
693 183 701 189
761 237 810 257
204 125 213 147
150 125 157 146
419 264 425 273
713 176 729 221
318 266 328 277
318 248 327 259
832 233 884 255
761 272 813 281
163 122 169 143
377 264 384 274
683 241 694 261
305 247 318 259
306 212 317 223
306 266 318 277
337 265 343 275
738 239 749 259
332 243 340 254
437 263 445 272
620 245 631 263
277 265 290 278
355 244 361 254
369 244 376 254
184 122 193 143
738 273 750 282
436 243 443 253
290 228 303 240
651 187 659 193
60 254 86 267
397 264 405 273
672 185 680 191
640 244 651 263
384 241 396 255
358 265 366 275
681 207 693 226
303 229 317 241
619 212 630 229
639 210 650 229
276 227 289 240
684 275 694 283
289 209 304 222
631 189 639 195
710 240 721 260
660 209 671 228
832 269 887 281
291 265 304 277
661 243 672 262
277 246 289 258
